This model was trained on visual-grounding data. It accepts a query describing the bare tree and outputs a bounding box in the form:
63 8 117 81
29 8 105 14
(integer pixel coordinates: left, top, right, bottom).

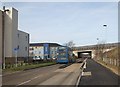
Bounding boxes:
64 40 75 48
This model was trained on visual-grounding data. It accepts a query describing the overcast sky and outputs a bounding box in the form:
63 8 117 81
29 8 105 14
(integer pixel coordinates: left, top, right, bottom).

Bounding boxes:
1 2 118 46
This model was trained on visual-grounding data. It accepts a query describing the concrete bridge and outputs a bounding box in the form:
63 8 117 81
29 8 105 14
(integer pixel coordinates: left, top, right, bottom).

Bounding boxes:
72 43 118 58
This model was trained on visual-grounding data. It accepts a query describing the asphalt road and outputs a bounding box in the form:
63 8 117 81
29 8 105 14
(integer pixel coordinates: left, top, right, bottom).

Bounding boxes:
79 59 119 85
2 64 65 86
2 63 83 87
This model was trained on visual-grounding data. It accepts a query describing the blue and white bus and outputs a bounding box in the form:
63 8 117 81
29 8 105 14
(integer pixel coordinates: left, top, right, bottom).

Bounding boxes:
56 46 75 64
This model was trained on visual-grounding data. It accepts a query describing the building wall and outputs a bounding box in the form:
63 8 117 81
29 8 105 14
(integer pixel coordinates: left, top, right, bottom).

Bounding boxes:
4 7 18 57
0 10 2 86
29 46 44 59
2 7 29 58
29 45 59 60
17 30 29 57
37 46 44 59
0 10 2 60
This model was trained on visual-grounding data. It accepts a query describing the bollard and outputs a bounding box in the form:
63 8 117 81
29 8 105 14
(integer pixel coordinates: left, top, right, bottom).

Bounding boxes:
83 62 86 69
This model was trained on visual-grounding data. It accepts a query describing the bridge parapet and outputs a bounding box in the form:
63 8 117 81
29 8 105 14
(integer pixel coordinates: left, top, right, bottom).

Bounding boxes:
72 43 118 51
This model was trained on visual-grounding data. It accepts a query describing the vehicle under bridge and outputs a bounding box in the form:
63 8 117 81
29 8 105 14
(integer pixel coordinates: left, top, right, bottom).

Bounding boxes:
73 50 96 59
78 51 92 58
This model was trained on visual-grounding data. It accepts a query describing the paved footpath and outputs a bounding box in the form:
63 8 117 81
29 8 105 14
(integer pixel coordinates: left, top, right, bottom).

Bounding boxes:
79 59 119 85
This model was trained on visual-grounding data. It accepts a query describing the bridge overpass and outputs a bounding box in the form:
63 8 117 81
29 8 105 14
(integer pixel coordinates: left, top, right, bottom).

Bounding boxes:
72 43 118 59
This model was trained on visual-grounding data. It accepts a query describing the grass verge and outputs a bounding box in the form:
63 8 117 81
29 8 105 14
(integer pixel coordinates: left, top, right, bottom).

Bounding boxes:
3 62 56 72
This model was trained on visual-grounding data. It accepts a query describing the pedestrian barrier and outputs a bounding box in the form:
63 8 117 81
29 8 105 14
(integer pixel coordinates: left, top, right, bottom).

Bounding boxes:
76 58 87 87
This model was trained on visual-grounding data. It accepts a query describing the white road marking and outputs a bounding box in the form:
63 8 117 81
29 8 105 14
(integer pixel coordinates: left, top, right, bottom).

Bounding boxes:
18 80 32 86
17 74 45 86
82 72 92 76
31 75 41 80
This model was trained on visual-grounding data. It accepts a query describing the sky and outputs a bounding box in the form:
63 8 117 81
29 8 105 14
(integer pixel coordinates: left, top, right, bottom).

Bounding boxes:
0 2 118 46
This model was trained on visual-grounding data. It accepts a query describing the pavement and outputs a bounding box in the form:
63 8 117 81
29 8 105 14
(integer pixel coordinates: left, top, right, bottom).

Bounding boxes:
79 59 119 85
95 59 120 76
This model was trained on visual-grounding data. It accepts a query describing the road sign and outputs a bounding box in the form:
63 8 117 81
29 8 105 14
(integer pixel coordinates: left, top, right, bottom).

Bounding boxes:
14 47 19 52
14 47 19 67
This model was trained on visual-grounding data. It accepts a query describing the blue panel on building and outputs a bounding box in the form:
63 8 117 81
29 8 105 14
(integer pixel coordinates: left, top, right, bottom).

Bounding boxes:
43 43 50 58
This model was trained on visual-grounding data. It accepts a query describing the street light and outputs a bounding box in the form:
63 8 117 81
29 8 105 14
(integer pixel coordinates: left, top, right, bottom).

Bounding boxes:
103 24 107 59
96 38 99 60
2 6 9 69
103 24 107 43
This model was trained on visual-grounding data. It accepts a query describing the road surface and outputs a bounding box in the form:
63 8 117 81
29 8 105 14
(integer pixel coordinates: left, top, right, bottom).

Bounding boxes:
2 63 83 86
79 59 119 85
2 64 65 86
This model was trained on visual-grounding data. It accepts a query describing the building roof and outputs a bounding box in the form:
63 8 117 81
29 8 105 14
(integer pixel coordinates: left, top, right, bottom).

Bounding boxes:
30 43 62 47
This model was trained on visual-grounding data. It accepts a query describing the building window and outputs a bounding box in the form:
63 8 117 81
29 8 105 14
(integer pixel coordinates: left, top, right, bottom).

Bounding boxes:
31 52 34 55
39 51 41 54
18 45 19 49
45 47 47 51
26 36 27 41
51 51 54 54
25 47 27 51
18 34 19 38
30 47 34 50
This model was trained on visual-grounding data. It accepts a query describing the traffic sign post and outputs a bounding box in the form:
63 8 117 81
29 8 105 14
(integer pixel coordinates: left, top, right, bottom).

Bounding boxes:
14 48 18 67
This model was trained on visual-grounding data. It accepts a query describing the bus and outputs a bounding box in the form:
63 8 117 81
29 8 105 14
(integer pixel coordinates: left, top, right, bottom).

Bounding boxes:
56 46 75 64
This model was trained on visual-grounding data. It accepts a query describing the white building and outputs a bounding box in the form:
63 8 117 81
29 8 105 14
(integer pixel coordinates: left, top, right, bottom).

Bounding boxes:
29 45 44 60
29 43 61 60
0 7 29 66
4 7 18 58
17 30 29 58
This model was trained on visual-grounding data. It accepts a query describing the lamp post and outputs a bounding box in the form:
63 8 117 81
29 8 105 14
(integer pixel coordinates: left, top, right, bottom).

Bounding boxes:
103 24 107 43
2 6 9 69
96 38 99 60
103 24 107 59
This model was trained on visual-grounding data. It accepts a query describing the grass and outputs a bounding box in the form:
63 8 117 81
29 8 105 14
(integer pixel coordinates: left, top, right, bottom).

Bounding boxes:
3 62 56 72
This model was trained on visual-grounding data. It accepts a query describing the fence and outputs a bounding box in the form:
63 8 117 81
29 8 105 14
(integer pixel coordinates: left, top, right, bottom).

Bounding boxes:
102 57 119 67
3 57 33 69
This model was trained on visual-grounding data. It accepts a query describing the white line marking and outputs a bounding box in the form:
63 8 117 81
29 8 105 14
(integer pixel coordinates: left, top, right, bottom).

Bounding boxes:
18 80 32 86
17 74 43 86
31 75 41 80
82 72 91 76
